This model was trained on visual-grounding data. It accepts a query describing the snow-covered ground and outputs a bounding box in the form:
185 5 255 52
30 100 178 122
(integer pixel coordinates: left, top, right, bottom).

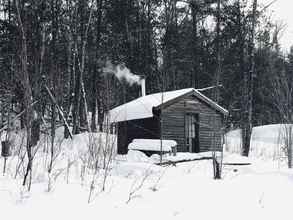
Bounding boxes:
0 126 293 220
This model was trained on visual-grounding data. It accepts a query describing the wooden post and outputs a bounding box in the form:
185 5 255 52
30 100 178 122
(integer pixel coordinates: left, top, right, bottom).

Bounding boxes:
1 141 11 175
3 157 7 175
160 72 165 164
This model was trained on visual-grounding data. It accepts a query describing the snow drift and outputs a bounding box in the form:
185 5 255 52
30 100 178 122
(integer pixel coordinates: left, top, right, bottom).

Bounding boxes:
225 124 293 160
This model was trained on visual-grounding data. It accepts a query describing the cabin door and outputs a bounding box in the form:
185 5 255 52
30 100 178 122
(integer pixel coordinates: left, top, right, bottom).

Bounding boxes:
185 113 200 153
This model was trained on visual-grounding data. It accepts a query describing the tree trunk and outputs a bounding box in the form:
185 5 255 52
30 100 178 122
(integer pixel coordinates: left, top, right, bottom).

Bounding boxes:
16 0 34 190
90 68 97 132
64 34 73 139
72 51 81 134
191 2 199 88
212 0 222 180
242 0 257 156
91 0 103 131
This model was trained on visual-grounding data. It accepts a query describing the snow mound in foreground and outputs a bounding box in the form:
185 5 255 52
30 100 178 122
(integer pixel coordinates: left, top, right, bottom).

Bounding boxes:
125 150 150 163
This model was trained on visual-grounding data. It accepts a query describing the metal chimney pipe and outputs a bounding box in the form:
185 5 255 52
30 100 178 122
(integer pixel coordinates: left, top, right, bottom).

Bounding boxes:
141 77 146 96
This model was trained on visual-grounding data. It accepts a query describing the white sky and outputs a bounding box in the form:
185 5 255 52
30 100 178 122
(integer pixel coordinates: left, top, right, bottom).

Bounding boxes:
259 0 293 51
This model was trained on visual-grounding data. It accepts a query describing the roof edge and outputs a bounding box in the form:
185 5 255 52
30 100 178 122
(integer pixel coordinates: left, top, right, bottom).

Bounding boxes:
155 89 229 116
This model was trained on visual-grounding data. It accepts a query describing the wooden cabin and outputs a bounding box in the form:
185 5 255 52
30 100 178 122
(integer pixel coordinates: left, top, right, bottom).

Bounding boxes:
109 88 228 154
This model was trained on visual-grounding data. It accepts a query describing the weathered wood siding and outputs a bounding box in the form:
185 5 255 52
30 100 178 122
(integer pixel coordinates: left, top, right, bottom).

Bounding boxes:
117 117 160 154
161 94 223 152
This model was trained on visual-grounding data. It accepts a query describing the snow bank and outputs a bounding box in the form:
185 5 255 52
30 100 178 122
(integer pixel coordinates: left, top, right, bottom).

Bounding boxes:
128 139 177 152
225 124 293 160
62 131 117 160
225 129 242 154
0 129 118 187
123 150 150 163
250 124 292 160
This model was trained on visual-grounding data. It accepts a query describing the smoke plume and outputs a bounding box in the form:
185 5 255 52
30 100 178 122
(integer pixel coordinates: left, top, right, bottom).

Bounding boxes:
103 61 141 85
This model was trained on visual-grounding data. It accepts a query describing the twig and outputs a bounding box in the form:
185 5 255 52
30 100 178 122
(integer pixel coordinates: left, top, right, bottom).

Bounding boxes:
126 167 152 204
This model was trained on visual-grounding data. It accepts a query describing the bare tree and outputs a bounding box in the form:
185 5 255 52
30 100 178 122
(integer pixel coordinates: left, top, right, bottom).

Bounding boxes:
16 0 34 190
267 22 292 167
72 0 94 134
271 67 293 168
242 0 258 157
88 99 116 203
46 139 65 192
212 0 223 180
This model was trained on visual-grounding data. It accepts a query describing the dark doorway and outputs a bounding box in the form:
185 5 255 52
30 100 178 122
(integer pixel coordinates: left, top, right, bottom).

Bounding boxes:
185 113 200 153
117 121 128 154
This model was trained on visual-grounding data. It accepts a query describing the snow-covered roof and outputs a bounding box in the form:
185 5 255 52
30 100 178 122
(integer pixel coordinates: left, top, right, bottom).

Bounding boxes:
109 88 228 123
